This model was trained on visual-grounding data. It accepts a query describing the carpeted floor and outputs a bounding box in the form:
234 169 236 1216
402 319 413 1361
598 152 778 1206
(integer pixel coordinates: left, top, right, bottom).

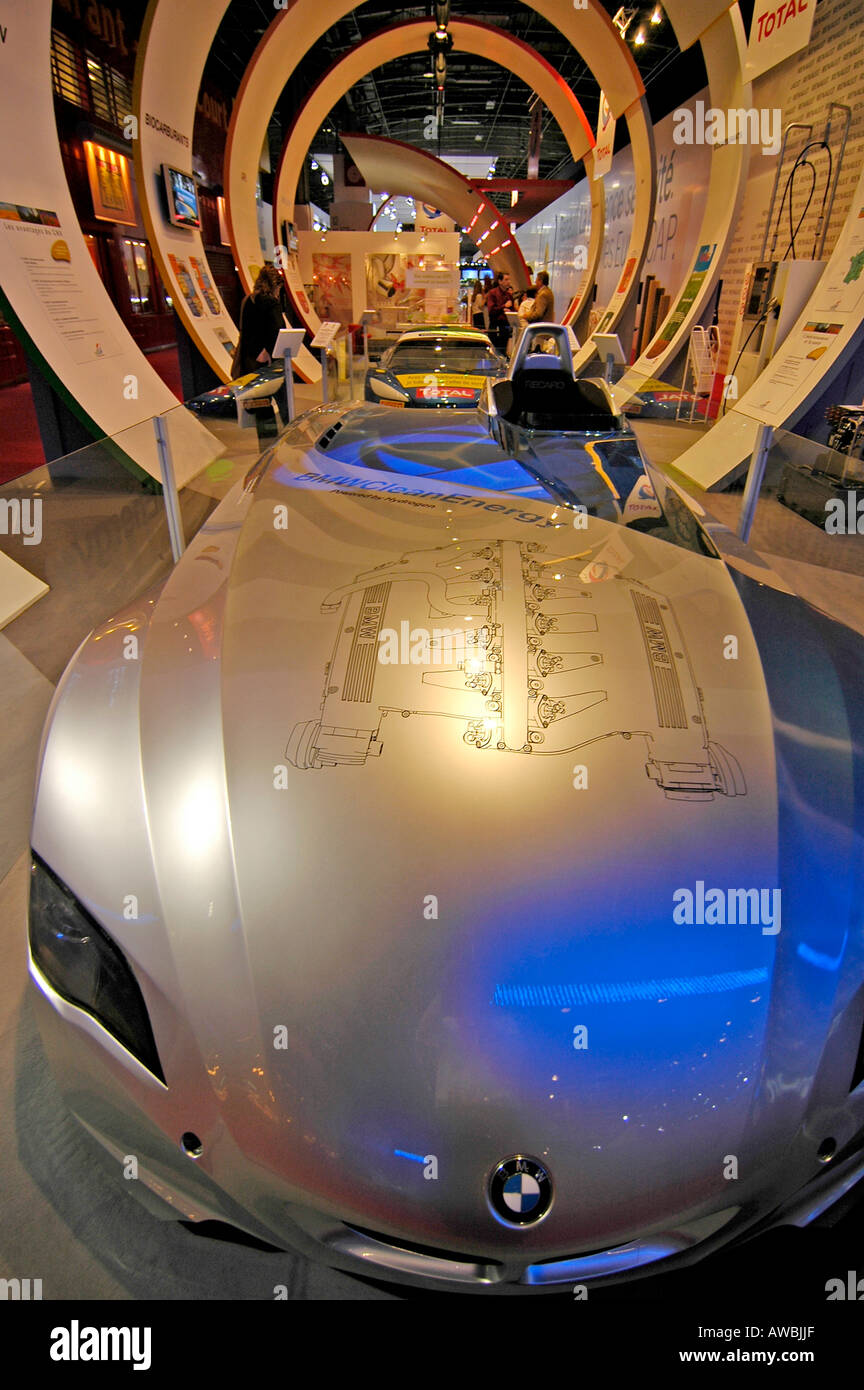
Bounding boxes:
0 379 44 485
0 346 183 487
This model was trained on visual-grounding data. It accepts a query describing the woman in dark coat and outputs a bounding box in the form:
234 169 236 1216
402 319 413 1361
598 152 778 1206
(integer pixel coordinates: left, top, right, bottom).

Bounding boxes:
234 265 284 378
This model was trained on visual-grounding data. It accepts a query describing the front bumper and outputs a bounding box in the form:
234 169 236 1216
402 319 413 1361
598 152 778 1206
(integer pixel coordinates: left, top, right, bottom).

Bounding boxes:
29 956 864 1294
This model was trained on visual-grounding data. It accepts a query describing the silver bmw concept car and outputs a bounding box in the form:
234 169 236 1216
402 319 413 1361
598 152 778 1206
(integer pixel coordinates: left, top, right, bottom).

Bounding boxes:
28 327 864 1292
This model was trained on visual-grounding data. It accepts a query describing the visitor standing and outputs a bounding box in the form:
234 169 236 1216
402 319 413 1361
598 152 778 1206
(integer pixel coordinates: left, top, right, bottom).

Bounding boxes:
485 272 514 355
525 270 555 323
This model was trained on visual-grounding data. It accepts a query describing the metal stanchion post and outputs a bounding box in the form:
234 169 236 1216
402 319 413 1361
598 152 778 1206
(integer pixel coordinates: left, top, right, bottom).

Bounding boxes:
738 422 774 543
321 349 329 404
153 413 185 563
347 333 354 400
282 350 296 422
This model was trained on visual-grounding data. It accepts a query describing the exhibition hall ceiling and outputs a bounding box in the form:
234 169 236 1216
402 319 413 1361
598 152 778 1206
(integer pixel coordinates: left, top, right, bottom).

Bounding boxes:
203 1 717 188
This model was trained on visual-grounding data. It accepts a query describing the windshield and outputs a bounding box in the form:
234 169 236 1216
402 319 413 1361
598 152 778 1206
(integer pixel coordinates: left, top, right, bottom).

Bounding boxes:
387 341 499 373
308 407 717 558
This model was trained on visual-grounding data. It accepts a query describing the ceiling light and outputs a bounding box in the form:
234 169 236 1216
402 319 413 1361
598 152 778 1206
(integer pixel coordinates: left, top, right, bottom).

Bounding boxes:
310 159 319 171
320 173 330 185
650 5 663 23
633 26 646 44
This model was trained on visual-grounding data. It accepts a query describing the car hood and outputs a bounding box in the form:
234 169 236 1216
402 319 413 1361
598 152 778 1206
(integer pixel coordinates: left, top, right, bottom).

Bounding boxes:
32 436 857 1260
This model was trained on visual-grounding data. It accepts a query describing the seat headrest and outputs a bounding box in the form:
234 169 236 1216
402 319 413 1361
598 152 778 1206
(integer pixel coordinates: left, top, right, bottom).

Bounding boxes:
511 367 573 411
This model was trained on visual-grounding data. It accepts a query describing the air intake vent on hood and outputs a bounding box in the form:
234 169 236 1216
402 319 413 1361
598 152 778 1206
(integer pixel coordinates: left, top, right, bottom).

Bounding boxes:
317 420 344 451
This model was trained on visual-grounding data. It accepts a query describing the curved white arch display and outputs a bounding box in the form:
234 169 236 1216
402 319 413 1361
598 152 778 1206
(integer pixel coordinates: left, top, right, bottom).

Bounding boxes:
134 0 323 384
612 1 752 395
224 2 656 345
133 0 240 381
269 21 599 339
0 0 219 484
133 0 751 396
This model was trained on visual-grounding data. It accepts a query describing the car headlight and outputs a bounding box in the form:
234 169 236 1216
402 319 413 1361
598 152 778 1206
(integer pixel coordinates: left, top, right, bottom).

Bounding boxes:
369 377 410 402
28 853 165 1082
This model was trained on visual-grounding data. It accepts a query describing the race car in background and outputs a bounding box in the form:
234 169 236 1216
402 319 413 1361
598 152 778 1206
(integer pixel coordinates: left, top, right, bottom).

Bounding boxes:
365 327 506 408
185 367 285 418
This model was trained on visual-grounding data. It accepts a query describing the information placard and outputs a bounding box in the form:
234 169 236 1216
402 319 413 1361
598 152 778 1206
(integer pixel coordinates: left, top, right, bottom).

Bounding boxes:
311 321 342 349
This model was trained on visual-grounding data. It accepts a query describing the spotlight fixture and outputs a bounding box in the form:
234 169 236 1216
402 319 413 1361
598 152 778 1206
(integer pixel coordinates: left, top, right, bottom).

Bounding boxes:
320 173 330 185
633 26 646 45
310 159 319 170
650 5 663 23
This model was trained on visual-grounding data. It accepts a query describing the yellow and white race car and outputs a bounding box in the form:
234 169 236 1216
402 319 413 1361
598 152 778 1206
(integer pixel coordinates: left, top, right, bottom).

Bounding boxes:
364 328 507 408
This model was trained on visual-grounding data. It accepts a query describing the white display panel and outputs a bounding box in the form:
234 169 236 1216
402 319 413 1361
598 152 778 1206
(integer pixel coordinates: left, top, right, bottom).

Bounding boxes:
0 0 219 485
613 2 752 392
676 160 864 490
745 0 817 80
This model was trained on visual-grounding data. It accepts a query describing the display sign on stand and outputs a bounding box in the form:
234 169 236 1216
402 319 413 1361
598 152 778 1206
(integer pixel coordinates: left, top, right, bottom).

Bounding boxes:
360 309 377 371
272 327 306 422
592 332 627 382
310 321 342 350
311 321 342 403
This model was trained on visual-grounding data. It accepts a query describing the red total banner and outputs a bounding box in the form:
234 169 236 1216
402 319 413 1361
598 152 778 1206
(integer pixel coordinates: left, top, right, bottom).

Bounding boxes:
745 0 815 81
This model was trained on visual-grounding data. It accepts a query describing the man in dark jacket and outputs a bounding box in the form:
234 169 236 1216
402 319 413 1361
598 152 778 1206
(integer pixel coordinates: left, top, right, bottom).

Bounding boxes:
485 272 514 355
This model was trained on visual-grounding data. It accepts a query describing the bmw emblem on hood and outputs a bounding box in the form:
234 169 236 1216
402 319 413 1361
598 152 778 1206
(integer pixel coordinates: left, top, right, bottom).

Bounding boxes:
488 1155 553 1227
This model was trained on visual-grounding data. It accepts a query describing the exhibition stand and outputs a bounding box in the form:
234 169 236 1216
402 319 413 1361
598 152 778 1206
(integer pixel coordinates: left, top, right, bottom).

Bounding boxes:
222 1 660 345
